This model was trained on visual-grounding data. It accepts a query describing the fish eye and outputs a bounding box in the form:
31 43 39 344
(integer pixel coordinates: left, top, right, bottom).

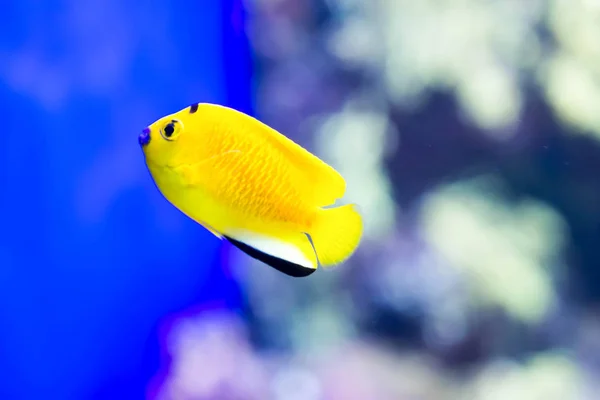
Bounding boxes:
164 123 174 137
160 119 182 141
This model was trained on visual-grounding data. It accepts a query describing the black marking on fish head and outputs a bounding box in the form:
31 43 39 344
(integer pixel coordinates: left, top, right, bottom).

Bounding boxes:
189 103 199 114
224 236 317 277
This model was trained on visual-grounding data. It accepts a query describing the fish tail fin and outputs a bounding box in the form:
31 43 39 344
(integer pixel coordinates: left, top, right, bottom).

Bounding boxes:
309 204 363 267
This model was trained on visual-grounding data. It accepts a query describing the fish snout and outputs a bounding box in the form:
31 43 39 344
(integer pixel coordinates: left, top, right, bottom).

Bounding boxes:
139 127 151 147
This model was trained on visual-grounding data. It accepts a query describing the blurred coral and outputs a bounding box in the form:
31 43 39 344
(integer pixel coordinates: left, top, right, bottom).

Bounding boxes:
151 0 600 398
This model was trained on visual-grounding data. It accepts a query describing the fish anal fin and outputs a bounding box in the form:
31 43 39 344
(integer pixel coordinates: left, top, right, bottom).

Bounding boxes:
224 231 318 277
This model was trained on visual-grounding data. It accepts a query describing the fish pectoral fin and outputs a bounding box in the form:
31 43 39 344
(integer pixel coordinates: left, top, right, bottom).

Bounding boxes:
224 231 318 277
175 150 242 187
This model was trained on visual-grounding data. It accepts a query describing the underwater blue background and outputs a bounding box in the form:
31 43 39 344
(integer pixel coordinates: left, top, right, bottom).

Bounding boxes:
0 0 250 398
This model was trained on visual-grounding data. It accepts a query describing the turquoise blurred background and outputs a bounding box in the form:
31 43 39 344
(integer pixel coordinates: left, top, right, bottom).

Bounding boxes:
2 1 600 399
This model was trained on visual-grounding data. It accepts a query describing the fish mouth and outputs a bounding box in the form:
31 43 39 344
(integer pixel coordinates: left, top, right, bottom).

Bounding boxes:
139 127 151 147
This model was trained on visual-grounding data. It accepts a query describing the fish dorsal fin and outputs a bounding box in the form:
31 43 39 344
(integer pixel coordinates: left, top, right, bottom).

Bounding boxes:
257 123 347 206
204 104 347 207
224 231 318 277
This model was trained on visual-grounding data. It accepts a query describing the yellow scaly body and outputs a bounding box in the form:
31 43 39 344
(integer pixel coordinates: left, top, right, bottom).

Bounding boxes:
139 103 362 277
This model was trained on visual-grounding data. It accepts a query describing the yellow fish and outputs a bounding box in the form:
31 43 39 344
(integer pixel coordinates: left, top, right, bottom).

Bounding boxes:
139 103 362 277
